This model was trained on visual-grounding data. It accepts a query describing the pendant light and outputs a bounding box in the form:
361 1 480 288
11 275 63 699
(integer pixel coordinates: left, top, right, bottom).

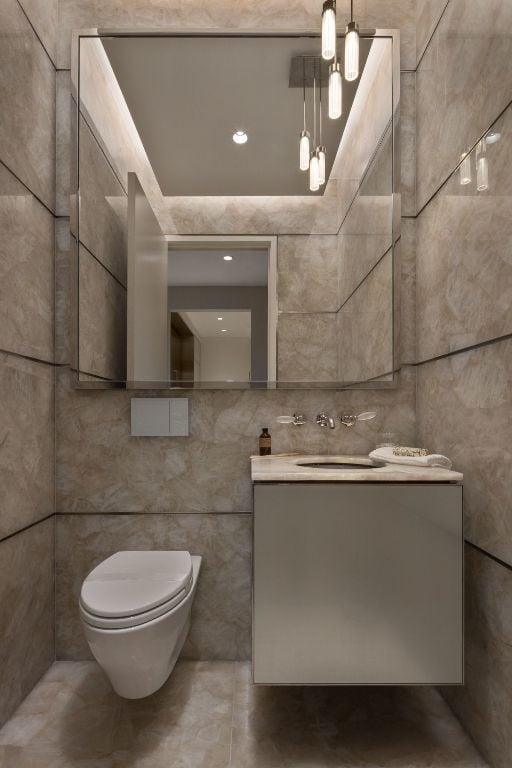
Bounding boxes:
317 66 326 185
344 0 360 81
476 140 489 192
459 151 472 185
321 0 336 60
299 58 310 171
329 59 342 119
309 67 320 192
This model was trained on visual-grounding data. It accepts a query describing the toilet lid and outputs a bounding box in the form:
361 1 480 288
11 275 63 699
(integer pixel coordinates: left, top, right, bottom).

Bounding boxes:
80 551 193 618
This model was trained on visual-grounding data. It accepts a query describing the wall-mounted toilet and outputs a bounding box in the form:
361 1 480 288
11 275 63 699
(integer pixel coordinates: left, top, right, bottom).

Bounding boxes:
79 550 201 698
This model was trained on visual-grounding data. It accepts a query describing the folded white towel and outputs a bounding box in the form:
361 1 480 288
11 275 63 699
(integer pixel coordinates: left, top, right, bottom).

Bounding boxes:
369 446 452 469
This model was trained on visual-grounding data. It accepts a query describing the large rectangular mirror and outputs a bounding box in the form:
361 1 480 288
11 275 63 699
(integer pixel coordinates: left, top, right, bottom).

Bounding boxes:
73 30 399 388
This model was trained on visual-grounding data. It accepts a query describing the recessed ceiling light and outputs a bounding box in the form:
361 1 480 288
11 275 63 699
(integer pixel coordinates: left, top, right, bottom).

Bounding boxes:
485 130 501 144
232 130 248 144
217 316 223 321
223 255 233 261
221 329 228 332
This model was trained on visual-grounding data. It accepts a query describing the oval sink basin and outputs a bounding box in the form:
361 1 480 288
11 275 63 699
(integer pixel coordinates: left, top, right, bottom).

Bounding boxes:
297 462 376 470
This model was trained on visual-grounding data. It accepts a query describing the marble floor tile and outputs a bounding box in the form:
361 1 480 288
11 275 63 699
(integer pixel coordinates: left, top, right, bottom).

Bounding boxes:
0 661 488 768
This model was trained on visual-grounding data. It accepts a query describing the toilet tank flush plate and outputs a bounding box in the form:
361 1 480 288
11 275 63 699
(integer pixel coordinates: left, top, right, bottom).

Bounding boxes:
131 398 189 436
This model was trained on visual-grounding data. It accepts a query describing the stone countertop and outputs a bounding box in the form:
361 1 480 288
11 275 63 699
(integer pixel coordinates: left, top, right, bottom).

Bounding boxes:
251 454 463 483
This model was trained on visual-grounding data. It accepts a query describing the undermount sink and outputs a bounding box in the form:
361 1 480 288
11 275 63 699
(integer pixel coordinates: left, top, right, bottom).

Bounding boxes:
297 460 377 470
298 462 374 470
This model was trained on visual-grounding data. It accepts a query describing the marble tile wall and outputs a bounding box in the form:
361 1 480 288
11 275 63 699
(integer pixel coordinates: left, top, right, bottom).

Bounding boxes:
0 518 55 728
416 0 512 211
415 1 512 765
0 0 57 729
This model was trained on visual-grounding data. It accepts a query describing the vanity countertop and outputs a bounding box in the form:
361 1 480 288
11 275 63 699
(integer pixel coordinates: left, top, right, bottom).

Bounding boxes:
251 454 463 483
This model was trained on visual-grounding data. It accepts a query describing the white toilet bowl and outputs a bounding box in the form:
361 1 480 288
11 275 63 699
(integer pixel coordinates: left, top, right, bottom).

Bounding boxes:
79 550 201 699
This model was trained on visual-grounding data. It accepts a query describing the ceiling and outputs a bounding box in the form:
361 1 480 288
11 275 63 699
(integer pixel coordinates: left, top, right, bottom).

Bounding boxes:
102 35 371 196
168 248 268 286
179 311 251 339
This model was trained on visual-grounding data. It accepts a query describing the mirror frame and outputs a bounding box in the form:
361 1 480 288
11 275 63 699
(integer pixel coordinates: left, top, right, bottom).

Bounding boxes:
71 28 401 390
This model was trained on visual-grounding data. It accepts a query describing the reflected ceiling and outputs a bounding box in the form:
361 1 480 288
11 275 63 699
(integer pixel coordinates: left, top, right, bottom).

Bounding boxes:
102 35 371 196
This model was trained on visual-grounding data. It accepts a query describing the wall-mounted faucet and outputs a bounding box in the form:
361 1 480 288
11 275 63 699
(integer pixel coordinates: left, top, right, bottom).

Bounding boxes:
316 412 336 429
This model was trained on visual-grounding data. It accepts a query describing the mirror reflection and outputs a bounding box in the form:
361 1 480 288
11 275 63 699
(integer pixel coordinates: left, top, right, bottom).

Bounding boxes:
75 32 398 388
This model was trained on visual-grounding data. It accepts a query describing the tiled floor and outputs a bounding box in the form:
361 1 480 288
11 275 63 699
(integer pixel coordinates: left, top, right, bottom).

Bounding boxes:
0 661 487 768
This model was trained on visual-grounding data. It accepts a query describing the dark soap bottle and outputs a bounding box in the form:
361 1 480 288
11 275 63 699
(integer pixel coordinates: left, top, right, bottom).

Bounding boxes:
259 428 271 456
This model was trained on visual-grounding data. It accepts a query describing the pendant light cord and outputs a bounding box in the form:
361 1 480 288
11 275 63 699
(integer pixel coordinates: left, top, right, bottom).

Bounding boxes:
319 61 322 145
303 57 307 131
351 0 353 22
313 61 317 148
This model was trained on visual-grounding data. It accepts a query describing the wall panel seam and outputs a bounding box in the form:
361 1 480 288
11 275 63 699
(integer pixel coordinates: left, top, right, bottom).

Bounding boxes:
0 348 62 368
413 333 512 368
0 513 55 546
415 0 451 71
465 540 512 574
0 159 56 219
15 0 57 70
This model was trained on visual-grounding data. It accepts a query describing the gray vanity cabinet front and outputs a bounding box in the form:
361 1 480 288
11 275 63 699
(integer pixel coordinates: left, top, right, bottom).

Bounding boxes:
253 483 463 685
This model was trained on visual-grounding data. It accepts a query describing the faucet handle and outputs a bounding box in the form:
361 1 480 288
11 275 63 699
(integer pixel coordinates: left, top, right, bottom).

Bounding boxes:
276 414 306 426
339 411 377 428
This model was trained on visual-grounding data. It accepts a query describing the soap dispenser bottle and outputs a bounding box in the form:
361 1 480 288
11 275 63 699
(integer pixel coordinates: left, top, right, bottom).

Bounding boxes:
259 428 271 456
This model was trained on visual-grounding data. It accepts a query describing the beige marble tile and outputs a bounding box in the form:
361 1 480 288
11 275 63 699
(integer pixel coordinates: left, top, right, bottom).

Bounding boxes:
416 104 512 362
415 0 449 64
400 71 416 217
416 0 512 210
398 218 416 366
277 235 339 313
17 0 58 65
0 354 54 540
55 514 252 661
277 313 338 382
78 116 127 285
55 219 75 368
417 337 512 567
0 658 488 767
338 235 391 307
0 518 54 729
337 251 394 382
0 660 234 767
0 164 54 363
443 545 512 768
56 367 416 515
0 0 55 212
56 72 72 217
78 246 127 381
57 0 417 70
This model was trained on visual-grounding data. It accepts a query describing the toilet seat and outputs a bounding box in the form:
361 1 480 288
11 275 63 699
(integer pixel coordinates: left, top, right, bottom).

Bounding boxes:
80 551 194 630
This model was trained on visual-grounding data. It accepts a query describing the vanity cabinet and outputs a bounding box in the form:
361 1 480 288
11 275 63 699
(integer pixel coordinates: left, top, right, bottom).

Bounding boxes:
253 483 463 685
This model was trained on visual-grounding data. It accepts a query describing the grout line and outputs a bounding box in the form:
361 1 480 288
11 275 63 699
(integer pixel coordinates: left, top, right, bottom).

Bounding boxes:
15 0 57 70
415 0 451 71
0 158 56 219
413 333 512 368
0 347 64 368
0 514 55 546
466 540 512 574
80 112 128 196
77 240 128 290
56 511 254 517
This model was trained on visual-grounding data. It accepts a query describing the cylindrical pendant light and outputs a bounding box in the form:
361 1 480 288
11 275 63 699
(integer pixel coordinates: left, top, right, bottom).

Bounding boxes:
309 67 320 191
476 140 489 192
309 150 320 191
344 1 359 81
329 60 342 119
322 0 336 61
299 59 310 171
459 151 471 185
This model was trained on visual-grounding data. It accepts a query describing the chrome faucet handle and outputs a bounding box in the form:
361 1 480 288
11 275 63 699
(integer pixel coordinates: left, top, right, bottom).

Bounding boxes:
277 414 306 426
339 411 377 428
316 412 336 429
